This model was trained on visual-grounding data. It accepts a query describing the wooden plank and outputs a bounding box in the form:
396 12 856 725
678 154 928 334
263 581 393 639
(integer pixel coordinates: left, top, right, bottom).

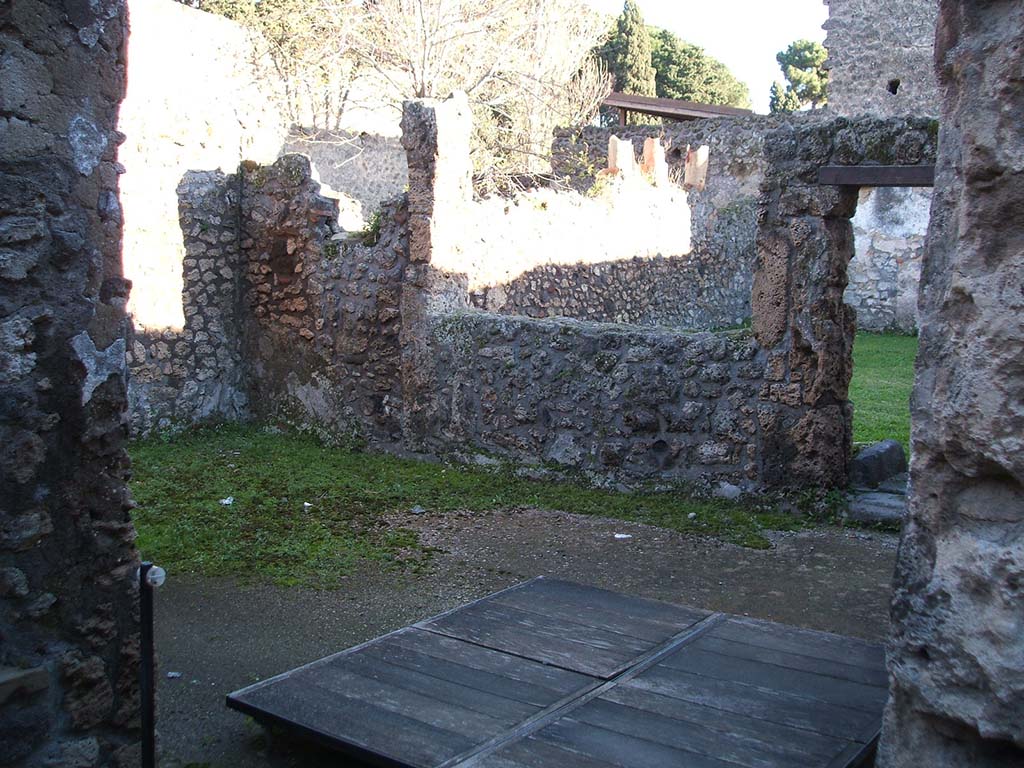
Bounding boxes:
710 617 884 670
695 635 888 688
313 663 517 735
332 652 538 724
573 697 826 768
629 665 880 742
600 685 848 763
443 614 723 768
476 736 625 768
660 647 889 713
232 674 475 767
817 164 935 187
536 717 739 768
228 580 887 768
388 630 595 695
527 579 710 629
487 579 706 643
603 91 753 120
421 603 639 678
356 638 579 708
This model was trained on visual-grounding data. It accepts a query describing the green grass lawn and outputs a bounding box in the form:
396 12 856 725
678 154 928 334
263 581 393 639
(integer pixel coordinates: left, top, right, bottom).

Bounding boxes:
129 425 813 587
850 331 918 451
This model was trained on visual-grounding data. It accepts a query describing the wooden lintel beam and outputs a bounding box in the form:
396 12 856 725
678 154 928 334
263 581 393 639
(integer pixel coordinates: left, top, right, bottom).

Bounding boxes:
817 165 935 187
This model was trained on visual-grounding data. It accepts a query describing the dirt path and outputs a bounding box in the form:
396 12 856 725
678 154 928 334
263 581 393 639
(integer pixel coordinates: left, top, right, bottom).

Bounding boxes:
155 508 898 767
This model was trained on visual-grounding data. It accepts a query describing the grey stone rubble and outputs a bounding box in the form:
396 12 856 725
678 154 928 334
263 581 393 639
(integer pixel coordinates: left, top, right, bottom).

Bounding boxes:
847 492 907 524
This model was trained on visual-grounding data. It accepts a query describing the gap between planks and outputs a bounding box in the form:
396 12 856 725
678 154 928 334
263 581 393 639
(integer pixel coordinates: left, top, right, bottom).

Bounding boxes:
438 612 727 768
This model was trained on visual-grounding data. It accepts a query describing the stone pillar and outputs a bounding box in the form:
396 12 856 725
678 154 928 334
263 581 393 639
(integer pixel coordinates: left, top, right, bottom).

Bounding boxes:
398 92 474 447
400 91 472 268
751 116 936 488
641 138 669 187
1 0 141 766
878 1 1024 765
608 135 638 178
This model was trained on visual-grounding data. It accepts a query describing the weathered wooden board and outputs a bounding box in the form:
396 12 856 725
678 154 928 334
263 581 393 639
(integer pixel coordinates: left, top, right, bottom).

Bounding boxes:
817 164 935 187
227 577 887 768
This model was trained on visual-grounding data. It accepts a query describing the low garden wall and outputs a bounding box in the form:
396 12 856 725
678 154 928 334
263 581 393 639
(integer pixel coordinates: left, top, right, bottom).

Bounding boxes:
411 312 763 486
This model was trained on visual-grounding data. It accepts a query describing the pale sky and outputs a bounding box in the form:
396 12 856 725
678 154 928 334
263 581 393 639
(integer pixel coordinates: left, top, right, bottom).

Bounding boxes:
583 0 829 114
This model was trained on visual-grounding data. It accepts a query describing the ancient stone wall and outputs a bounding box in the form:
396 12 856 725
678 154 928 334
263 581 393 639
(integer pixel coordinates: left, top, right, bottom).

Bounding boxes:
127 171 248 434
1 0 141 765
846 186 930 332
879 1 1024 764
283 129 408 228
416 313 764 486
125 97 938 491
398 100 935 489
822 0 939 335
551 118 773 330
240 156 408 444
751 116 937 486
470 252 746 330
458 181 695 327
554 118 929 333
823 0 940 118
119 0 286 332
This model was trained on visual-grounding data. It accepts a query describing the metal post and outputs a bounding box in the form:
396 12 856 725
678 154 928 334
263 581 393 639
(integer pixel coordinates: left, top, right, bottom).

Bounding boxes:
139 562 165 768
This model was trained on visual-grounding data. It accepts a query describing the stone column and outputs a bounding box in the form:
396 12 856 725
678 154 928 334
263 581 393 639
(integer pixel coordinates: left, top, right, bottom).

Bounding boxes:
400 91 472 268
878 1 1024 765
398 93 473 446
1 0 141 766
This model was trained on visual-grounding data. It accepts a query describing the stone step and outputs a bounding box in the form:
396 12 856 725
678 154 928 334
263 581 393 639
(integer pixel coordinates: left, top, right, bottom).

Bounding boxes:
877 472 909 495
847 491 907 524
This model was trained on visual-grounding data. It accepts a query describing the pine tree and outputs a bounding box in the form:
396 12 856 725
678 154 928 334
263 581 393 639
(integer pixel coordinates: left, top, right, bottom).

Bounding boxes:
774 39 828 109
649 28 750 108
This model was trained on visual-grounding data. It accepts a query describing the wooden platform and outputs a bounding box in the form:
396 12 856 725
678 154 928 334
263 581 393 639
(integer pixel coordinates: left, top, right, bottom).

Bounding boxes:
227 578 888 767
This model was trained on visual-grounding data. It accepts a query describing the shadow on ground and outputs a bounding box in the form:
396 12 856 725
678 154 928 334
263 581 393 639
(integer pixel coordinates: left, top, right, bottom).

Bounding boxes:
155 508 898 767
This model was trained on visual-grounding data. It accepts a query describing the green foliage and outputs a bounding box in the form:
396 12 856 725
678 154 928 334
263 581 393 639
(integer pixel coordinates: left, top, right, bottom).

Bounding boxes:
359 209 383 246
598 0 656 103
850 331 918 452
772 39 828 111
648 28 750 109
769 81 802 114
198 0 255 22
129 424 823 588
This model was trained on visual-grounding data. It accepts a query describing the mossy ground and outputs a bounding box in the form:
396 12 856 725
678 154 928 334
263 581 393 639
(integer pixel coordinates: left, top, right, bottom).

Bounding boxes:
849 331 918 452
130 425 811 587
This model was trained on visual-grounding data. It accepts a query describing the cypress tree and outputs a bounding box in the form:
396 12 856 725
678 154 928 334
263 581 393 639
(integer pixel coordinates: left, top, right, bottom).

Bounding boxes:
611 0 656 97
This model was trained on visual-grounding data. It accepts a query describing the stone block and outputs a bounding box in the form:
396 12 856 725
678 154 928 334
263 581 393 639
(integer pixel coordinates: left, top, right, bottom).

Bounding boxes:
846 491 906 524
850 439 907 488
